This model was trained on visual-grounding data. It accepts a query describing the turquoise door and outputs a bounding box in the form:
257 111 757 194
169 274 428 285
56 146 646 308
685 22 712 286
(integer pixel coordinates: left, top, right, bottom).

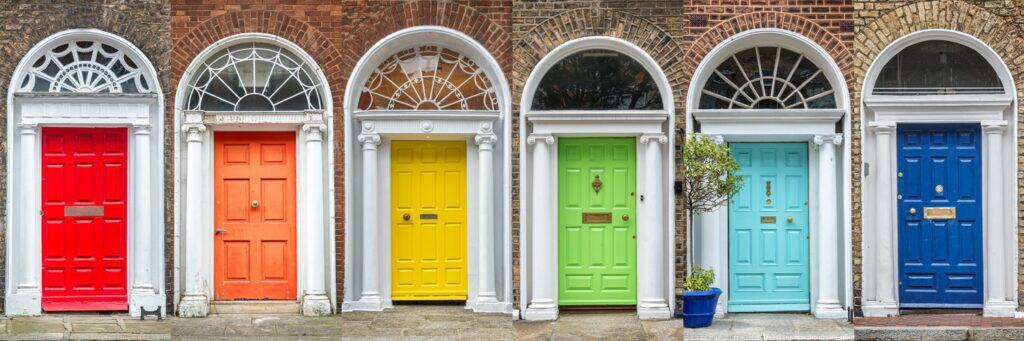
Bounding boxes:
728 143 810 312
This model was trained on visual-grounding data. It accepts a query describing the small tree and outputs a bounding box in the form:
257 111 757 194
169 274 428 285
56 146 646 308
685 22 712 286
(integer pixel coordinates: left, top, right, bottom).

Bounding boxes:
679 134 743 216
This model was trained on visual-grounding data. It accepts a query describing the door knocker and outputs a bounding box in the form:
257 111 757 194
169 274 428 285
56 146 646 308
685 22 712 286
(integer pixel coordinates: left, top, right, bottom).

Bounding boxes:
592 175 603 193
765 181 773 205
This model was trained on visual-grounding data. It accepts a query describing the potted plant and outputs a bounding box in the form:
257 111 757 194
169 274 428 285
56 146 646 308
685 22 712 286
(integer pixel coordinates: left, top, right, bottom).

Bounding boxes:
677 134 743 328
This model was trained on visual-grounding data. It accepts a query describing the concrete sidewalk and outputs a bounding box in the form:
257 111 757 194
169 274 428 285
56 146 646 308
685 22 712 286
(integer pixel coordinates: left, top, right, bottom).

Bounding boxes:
684 313 854 340
0 314 170 340
514 312 684 340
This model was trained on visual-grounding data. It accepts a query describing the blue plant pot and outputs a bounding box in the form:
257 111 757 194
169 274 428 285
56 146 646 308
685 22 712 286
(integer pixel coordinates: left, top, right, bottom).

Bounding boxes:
682 287 722 328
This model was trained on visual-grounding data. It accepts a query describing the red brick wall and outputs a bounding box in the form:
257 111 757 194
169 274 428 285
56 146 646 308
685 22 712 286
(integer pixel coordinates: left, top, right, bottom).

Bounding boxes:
170 0 511 310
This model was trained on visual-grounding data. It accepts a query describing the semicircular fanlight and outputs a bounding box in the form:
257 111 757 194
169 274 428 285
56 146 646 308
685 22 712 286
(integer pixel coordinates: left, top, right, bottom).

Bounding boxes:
699 47 836 110
358 46 497 111
18 41 153 93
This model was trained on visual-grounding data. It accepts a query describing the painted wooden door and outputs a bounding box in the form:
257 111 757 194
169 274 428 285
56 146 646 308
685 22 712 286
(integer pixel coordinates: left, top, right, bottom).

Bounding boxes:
391 140 468 300
728 143 810 312
41 128 128 311
558 138 637 305
214 132 297 300
897 123 983 308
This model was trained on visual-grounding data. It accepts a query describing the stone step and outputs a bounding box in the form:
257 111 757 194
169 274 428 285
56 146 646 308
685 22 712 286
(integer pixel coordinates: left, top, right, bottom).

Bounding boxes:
855 326 1024 341
209 301 300 315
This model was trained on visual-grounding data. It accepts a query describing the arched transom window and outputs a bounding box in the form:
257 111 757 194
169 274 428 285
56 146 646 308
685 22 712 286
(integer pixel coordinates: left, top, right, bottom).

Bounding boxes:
873 40 1003 95
699 47 836 109
185 42 324 112
17 40 153 93
358 46 496 111
532 49 663 110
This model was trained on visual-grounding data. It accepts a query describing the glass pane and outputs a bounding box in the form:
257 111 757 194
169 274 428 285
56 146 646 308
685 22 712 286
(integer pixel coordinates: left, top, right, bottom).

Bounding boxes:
359 46 497 111
873 41 1003 95
185 42 324 111
530 49 662 110
698 46 836 109
16 40 153 93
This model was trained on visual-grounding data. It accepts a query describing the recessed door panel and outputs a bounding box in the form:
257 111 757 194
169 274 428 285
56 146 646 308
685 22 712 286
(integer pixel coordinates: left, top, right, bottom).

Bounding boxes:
558 137 637 306
728 143 809 312
390 140 467 300
214 132 296 300
897 123 983 307
41 127 128 311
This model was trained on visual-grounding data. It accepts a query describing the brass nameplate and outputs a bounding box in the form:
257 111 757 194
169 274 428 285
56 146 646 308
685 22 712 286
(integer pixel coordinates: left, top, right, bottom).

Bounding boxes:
923 207 956 220
64 205 104 217
419 213 438 220
760 216 777 224
582 212 612 224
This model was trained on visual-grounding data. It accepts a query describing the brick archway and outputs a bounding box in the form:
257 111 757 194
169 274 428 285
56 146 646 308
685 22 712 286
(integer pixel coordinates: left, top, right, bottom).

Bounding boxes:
855 0 1024 311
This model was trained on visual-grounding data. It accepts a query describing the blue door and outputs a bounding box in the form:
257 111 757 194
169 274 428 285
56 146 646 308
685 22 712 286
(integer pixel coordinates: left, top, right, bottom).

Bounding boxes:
728 143 810 312
897 123 983 308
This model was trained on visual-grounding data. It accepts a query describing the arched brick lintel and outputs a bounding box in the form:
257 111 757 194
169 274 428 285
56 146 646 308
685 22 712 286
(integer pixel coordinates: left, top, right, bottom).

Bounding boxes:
339 0 511 77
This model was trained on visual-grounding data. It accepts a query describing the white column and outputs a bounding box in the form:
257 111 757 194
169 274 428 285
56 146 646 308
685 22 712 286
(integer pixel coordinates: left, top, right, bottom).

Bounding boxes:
813 134 844 318
9 124 42 315
353 122 383 311
130 125 161 316
864 122 897 317
179 114 209 317
981 121 1014 316
524 134 557 321
696 134 726 317
638 134 670 319
301 114 331 316
473 126 501 312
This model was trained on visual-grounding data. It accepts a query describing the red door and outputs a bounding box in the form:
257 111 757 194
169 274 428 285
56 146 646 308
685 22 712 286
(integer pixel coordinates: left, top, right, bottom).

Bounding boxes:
41 128 128 311
214 132 297 300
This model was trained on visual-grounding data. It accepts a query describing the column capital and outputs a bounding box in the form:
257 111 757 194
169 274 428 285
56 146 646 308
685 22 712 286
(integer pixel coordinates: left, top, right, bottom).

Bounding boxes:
181 123 206 143
358 133 381 150
303 123 327 142
982 120 1008 134
868 121 896 135
132 125 152 135
640 134 668 145
16 123 37 135
813 134 843 149
527 134 554 145
475 133 498 148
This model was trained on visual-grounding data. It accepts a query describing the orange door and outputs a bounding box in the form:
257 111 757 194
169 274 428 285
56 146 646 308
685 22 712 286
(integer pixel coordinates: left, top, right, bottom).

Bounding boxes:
214 132 297 300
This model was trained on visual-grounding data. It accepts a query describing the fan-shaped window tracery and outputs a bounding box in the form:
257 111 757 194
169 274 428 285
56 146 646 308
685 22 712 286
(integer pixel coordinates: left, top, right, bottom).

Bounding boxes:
873 41 1003 95
699 47 836 109
358 46 497 111
185 42 324 112
17 40 153 93
531 50 663 110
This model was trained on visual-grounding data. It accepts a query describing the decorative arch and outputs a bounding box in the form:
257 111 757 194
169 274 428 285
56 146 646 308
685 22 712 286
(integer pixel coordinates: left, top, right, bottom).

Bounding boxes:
357 46 497 111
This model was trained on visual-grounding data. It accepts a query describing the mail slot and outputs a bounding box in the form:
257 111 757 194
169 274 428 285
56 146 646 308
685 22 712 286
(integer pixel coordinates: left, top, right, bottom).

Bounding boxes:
923 207 956 220
582 212 612 224
419 213 438 220
760 216 777 224
65 205 104 217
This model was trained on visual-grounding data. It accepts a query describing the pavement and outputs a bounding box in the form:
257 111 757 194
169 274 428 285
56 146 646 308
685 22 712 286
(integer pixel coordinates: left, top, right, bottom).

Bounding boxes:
513 311 684 340
0 314 170 340
854 315 1024 341
683 313 854 340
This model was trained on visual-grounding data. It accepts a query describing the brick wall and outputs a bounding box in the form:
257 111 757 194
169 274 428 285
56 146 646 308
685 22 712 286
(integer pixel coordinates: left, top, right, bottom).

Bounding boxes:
0 0 171 313
853 0 1024 313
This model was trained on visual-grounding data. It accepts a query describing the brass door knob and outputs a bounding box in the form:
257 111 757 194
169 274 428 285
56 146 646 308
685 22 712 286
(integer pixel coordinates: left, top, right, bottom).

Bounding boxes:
403 213 411 221
622 214 630 221
215 228 227 234
909 208 917 215
251 200 260 208
786 216 794 223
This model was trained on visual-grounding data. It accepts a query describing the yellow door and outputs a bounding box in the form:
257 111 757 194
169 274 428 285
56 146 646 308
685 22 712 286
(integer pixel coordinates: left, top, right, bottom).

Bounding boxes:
391 140 468 300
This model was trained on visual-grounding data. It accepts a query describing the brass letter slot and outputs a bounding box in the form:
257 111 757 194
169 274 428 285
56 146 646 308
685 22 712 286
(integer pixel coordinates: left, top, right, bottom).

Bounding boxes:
64 205 104 217
760 216 777 224
923 207 956 220
582 212 612 224
419 213 438 220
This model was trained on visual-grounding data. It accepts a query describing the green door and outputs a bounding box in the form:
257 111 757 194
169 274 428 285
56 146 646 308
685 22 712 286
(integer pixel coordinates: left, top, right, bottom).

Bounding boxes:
558 137 637 305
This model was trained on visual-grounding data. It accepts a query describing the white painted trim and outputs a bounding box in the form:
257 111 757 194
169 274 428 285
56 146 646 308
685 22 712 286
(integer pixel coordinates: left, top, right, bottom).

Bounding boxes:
341 26 513 314
518 36 675 320
685 28 852 319
859 29 1019 317
5 29 165 316
172 33 336 317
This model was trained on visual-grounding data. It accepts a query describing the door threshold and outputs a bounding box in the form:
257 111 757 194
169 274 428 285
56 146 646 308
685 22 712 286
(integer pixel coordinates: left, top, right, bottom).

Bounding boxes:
210 301 300 314
560 305 636 314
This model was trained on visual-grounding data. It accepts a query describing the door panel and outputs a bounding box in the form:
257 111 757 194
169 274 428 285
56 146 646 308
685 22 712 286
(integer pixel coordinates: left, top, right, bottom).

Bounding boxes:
41 128 128 311
214 132 296 300
728 143 809 312
558 138 637 305
391 140 468 300
897 123 983 307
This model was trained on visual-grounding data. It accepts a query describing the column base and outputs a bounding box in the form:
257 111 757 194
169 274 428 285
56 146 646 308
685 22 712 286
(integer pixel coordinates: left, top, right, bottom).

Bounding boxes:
813 301 846 319
129 289 166 317
178 294 209 318
862 301 899 317
5 290 42 316
637 303 672 320
715 301 727 318
302 294 332 316
983 301 1016 317
471 295 508 313
523 303 558 321
343 294 384 311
